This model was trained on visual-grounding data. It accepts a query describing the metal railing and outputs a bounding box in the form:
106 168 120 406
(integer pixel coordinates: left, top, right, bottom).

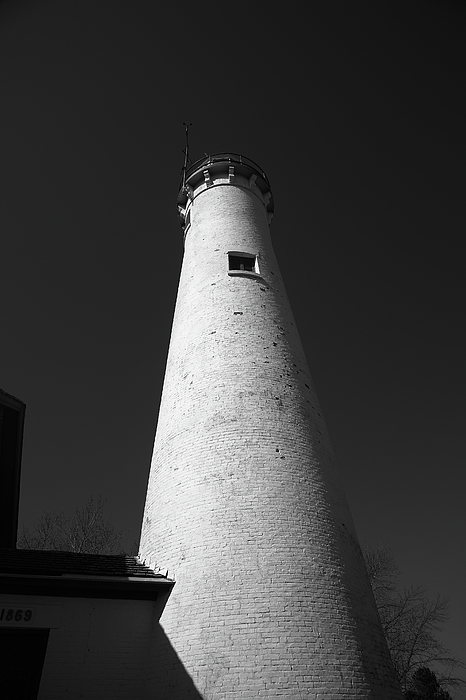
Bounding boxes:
183 153 270 188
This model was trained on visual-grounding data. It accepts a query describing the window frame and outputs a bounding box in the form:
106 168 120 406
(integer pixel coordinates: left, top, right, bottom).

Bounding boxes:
227 251 262 278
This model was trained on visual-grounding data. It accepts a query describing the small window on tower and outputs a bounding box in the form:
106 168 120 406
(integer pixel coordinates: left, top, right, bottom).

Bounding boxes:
228 252 260 276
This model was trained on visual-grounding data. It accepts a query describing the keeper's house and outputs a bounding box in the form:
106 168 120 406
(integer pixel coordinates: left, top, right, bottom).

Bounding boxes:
0 389 176 700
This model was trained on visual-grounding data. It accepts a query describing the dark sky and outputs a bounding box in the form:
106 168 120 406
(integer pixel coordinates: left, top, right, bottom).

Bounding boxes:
1 0 465 690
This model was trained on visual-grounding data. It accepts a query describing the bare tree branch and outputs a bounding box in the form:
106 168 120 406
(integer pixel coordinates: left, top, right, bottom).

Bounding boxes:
363 543 465 695
17 495 123 555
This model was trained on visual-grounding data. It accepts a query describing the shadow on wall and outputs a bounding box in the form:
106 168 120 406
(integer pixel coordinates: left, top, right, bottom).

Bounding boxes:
147 622 204 700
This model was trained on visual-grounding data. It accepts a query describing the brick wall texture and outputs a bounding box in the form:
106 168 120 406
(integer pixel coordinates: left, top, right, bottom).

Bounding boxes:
140 170 402 699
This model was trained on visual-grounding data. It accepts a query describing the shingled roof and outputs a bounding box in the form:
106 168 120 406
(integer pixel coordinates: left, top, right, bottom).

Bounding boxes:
0 548 164 578
0 549 174 600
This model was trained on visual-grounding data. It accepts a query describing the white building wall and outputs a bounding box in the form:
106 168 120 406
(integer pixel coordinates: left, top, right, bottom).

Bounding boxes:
0 593 157 699
140 165 402 699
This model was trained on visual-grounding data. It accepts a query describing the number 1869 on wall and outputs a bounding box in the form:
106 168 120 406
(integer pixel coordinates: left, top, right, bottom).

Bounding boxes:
0 606 35 625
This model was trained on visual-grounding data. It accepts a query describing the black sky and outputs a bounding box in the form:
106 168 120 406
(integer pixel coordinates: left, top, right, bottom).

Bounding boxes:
1 0 465 690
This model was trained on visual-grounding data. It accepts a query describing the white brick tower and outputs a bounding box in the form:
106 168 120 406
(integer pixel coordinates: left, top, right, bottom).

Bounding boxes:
140 153 402 699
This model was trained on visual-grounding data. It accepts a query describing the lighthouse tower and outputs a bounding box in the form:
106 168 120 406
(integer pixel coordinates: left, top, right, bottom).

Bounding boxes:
140 153 402 699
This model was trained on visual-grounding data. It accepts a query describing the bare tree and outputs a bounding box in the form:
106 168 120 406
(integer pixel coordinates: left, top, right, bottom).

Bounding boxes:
364 543 465 695
18 495 123 555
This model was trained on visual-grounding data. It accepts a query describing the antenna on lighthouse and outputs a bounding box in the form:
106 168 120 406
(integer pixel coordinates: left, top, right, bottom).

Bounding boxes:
181 122 192 189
